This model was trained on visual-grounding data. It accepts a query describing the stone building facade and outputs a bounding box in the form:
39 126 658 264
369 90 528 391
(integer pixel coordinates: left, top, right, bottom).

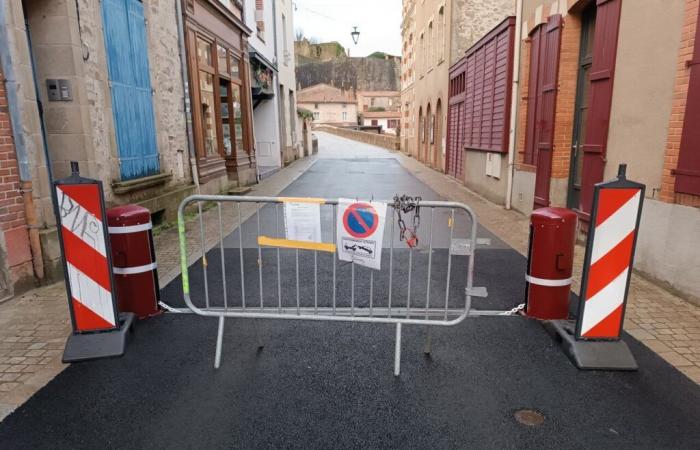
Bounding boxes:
0 0 200 285
400 0 513 170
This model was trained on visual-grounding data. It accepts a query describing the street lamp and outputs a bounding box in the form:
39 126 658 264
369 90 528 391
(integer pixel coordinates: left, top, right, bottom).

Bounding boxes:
351 26 360 45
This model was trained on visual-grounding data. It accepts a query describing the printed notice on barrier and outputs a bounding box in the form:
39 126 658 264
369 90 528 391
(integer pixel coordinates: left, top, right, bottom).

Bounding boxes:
284 202 322 242
336 199 387 270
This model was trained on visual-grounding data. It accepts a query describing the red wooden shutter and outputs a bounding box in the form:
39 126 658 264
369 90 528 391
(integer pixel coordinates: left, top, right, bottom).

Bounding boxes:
579 0 622 215
675 5 700 195
523 26 543 165
533 15 563 208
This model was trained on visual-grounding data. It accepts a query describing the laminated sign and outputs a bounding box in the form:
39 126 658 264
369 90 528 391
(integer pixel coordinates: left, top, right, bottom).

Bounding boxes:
337 199 387 270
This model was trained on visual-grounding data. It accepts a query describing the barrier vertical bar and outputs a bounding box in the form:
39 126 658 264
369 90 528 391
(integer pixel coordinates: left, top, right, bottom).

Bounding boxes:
394 323 402 376
256 203 263 310
275 204 282 312
218 204 228 310
444 209 455 320
389 208 394 317
199 202 210 309
238 203 246 310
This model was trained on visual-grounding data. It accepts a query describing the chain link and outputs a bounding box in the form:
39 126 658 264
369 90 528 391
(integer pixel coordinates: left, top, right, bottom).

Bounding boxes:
499 303 526 316
392 194 421 248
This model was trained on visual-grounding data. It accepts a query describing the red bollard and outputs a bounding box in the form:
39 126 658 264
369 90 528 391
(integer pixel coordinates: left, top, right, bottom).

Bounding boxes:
525 207 577 320
107 205 161 319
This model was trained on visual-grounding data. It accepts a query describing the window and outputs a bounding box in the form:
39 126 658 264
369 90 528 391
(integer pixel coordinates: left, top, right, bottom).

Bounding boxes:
370 98 375 107
342 111 348 121
676 7 700 195
428 22 433 68
313 112 320 120
314 103 319 109
456 17 515 153
255 0 265 40
439 6 445 62
193 34 250 163
420 33 425 75
200 72 218 156
342 103 347 109
282 14 289 65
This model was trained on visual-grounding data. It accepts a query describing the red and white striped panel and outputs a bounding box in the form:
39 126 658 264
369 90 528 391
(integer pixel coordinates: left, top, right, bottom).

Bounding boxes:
56 184 116 331
579 188 642 339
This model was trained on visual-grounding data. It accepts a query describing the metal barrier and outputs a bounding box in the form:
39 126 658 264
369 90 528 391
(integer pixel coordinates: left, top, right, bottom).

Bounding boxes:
176 195 511 375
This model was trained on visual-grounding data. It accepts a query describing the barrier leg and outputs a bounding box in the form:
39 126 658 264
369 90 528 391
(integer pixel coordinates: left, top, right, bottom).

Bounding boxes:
424 326 432 355
394 323 402 377
215 316 225 369
253 319 264 349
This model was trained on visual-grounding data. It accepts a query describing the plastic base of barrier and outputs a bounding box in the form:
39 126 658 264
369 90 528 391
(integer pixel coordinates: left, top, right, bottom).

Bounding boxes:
543 320 638 371
62 313 135 363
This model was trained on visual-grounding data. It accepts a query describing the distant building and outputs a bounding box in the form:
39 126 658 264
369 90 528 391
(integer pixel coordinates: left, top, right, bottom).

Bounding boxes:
356 91 401 112
297 84 357 126
361 111 401 135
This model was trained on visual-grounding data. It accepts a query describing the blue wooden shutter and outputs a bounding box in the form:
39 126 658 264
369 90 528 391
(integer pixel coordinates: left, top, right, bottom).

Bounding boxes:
102 0 160 180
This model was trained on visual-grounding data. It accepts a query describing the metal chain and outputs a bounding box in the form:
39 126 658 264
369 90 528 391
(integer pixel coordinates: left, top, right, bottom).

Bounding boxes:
499 303 526 316
392 194 421 248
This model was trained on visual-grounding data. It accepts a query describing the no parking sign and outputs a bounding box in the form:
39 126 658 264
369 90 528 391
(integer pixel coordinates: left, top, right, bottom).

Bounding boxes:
337 199 387 270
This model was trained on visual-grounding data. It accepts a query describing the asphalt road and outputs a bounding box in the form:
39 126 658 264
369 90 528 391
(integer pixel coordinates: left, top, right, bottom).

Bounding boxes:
0 147 698 449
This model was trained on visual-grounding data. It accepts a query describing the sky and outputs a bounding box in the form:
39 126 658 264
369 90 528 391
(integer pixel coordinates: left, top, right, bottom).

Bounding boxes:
292 0 402 57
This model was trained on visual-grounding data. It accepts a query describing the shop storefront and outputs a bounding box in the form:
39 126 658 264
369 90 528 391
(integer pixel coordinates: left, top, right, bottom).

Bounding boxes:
183 0 256 186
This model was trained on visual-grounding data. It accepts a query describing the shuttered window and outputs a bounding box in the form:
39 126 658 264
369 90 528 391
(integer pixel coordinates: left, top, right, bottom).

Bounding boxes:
579 0 622 215
458 17 515 153
675 5 700 195
533 15 562 207
446 60 466 178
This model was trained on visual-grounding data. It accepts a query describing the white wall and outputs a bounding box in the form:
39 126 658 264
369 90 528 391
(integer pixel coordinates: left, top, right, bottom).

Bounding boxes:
275 0 300 151
254 98 281 168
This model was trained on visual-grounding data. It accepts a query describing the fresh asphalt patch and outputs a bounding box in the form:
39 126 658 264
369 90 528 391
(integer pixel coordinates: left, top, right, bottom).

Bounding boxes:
1 159 698 449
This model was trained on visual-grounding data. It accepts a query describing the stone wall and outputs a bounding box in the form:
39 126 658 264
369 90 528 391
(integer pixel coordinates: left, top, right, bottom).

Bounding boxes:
315 125 400 151
451 0 515 65
294 39 346 62
296 58 400 92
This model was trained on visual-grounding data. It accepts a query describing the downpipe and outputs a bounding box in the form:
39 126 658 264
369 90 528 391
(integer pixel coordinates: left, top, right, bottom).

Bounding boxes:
20 181 44 281
505 0 524 210
174 0 200 193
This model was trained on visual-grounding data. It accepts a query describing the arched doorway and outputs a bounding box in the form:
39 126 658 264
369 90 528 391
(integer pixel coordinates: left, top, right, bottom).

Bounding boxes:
425 103 431 163
417 106 423 159
434 99 442 169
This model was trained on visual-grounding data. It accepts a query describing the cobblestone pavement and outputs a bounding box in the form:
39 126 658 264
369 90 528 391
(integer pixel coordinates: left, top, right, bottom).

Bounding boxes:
1 133 698 422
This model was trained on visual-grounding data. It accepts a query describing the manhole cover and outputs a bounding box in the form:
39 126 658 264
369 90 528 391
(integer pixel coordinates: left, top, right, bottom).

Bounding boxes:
514 409 545 426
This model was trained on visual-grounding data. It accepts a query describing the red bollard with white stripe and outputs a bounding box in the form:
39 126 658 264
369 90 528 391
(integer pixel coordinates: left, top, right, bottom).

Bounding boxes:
546 164 643 370
55 162 134 363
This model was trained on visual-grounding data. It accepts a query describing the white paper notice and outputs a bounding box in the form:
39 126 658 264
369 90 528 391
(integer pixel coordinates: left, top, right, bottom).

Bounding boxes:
336 199 387 270
284 202 322 242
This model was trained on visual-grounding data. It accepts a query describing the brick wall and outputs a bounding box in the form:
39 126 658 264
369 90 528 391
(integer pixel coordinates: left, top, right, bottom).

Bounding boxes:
0 65 33 296
550 15 580 179
660 0 700 208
